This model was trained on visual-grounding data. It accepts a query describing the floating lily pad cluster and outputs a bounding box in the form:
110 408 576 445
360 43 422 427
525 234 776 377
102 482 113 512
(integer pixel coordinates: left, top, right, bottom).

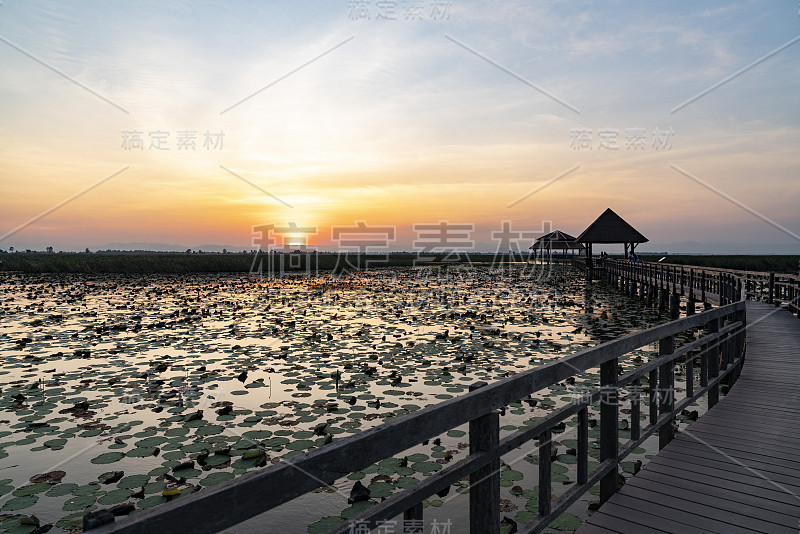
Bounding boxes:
0 267 701 533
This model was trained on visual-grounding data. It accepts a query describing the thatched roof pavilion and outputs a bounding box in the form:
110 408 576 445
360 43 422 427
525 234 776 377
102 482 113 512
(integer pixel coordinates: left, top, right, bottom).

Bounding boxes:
576 208 648 265
529 230 585 260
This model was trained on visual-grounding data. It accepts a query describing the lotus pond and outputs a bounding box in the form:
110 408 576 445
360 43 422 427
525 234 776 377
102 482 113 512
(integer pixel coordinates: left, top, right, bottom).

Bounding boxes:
0 265 711 533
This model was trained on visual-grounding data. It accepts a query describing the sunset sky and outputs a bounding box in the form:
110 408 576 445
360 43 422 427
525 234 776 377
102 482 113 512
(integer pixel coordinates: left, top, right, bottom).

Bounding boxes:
1 1 798 252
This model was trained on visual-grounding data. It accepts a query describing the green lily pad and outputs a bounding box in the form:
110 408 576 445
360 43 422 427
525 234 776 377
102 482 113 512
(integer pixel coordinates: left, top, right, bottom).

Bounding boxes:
118 475 150 489
138 494 167 509
12 483 51 496
367 481 394 498
204 454 231 467
92 452 125 464
136 436 169 447
98 488 134 505
172 468 201 479
62 494 96 511
55 512 84 532
549 512 583 530
45 483 79 497
395 476 419 489
196 424 224 436
127 447 159 457
515 510 536 524
411 461 442 474
285 439 315 451
200 472 235 486
2 495 38 511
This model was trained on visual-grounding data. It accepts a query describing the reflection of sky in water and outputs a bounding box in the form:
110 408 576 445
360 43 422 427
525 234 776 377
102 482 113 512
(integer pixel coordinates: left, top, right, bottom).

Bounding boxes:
0 267 689 533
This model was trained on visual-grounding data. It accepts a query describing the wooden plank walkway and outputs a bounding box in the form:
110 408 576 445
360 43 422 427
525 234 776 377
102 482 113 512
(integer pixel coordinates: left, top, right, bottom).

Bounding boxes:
577 301 800 534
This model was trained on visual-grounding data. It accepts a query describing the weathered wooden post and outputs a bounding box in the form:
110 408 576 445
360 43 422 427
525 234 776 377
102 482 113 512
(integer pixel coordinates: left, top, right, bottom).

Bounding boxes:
577 407 588 486
658 335 675 449
768 272 775 304
630 379 641 441
735 303 747 382
685 348 694 398
701 271 706 304
538 428 552 516
599 357 618 503
687 269 696 315
669 292 680 319
707 319 720 408
404 503 423 529
468 381 499 534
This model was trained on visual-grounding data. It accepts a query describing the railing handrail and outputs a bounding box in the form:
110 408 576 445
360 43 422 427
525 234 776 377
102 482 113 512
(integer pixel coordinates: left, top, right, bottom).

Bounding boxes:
90 296 746 534
608 258 799 280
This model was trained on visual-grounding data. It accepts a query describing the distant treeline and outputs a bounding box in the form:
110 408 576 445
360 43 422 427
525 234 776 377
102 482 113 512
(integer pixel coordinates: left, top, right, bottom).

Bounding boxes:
0 252 523 274
637 254 800 274
1 252 797 275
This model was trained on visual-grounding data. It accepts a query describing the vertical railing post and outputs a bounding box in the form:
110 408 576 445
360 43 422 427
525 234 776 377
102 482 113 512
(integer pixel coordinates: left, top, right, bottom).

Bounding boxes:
468 381 499 534
701 271 706 303
737 302 747 370
630 379 641 441
685 349 694 398
768 272 775 304
577 407 588 486
658 335 675 449
708 319 720 408
404 503 423 530
599 358 619 503
648 370 658 425
538 429 552 516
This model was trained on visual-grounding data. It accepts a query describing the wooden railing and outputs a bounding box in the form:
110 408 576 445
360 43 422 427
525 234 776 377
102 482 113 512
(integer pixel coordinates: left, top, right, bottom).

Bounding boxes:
603 259 742 305
89 299 747 534
602 259 800 318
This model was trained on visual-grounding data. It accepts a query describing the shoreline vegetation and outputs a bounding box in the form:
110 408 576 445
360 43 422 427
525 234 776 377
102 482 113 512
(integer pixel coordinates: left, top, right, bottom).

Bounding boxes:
0 252 797 274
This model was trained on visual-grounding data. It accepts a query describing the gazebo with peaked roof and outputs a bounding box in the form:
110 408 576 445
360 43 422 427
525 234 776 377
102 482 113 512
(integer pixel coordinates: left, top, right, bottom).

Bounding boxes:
576 208 648 266
529 230 585 261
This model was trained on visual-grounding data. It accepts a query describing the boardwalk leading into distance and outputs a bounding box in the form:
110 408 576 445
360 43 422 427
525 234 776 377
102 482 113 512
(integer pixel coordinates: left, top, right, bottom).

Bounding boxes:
577 301 800 534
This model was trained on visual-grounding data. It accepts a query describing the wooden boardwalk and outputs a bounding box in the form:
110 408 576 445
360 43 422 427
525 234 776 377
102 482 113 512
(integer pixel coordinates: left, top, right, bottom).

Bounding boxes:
577 301 800 534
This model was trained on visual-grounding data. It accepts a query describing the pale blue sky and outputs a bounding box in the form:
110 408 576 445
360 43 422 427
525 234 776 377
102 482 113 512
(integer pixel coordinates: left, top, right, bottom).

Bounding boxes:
0 1 798 252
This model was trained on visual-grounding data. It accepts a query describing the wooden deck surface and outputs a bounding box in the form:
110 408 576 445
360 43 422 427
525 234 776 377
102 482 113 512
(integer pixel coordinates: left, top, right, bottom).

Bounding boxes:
577 301 800 534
